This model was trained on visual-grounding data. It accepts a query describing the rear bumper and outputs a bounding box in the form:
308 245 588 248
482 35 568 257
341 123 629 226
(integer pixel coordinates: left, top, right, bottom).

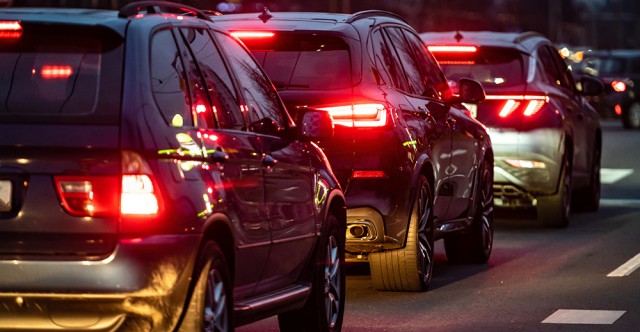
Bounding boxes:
489 128 563 207
0 234 201 331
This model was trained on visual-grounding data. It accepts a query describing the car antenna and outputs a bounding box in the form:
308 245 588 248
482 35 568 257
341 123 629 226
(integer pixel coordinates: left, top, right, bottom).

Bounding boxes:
454 31 463 43
258 7 273 23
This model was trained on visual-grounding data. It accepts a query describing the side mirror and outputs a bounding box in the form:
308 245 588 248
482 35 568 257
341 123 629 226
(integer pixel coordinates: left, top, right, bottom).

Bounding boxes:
297 108 333 141
458 78 486 103
579 75 604 96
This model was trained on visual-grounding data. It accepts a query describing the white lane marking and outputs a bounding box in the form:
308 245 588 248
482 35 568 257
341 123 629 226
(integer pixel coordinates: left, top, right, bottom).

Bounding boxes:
542 309 625 324
599 199 640 207
601 168 633 184
608 252 640 277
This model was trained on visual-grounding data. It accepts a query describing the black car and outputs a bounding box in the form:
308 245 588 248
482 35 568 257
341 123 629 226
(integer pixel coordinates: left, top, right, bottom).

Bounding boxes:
214 9 494 292
576 49 640 129
422 31 603 227
0 3 346 331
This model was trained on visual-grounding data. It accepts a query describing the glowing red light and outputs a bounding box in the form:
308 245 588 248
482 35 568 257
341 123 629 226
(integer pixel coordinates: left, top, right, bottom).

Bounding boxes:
428 45 478 53
352 170 386 178
318 103 387 127
195 104 207 113
231 31 275 39
0 20 22 39
523 100 546 117
121 175 159 215
611 80 626 92
40 65 73 79
614 104 622 115
438 60 476 65
499 100 520 118
489 95 548 118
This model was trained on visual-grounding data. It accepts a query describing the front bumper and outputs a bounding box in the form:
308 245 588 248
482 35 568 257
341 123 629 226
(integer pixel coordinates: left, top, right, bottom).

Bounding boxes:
0 234 201 331
489 127 564 208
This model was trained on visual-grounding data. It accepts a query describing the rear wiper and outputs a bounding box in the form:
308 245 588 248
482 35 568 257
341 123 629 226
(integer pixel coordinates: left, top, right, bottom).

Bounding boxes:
272 81 310 89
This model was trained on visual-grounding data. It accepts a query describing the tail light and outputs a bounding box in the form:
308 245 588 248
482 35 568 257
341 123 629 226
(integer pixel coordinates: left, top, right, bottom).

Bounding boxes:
55 151 161 218
39 65 73 79
316 103 388 128
427 45 478 53
0 20 22 39
611 80 626 93
488 95 549 118
230 31 275 39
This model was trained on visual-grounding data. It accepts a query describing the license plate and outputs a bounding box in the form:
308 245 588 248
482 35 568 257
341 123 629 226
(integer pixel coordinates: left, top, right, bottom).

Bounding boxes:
0 180 11 212
462 103 477 118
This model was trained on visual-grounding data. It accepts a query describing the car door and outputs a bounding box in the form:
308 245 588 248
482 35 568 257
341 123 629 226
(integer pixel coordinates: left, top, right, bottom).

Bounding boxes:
173 26 269 299
383 26 454 220
215 30 318 293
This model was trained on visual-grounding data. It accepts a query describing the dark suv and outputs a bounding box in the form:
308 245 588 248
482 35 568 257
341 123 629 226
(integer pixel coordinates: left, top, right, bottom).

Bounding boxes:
214 10 494 292
422 31 603 227
576 49 640 129
0 3 346 331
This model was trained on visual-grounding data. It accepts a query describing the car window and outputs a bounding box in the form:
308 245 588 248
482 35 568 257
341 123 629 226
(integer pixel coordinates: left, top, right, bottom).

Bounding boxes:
179 27 245 130
240 33 351 91
214 31 287 136
546 45 574 90
151 29 193 127
401 29 448 99
371 28 408 91
537 46 565 88
0 25 122 124
386 27 426 96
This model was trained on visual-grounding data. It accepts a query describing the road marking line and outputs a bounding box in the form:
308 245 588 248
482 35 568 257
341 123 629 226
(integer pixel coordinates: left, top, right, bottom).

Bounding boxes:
600 199 640 207
608 253 640 277
601 168 633 184
542 309 625 324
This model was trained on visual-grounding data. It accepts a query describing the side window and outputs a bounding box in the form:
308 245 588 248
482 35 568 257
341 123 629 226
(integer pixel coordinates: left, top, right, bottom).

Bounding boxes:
402 29 448 99
546 45 575 90
151 29 192 127
371 28 408 91
386 27 424 96
537 46 563 87
214 31 287 136
179 27 245 130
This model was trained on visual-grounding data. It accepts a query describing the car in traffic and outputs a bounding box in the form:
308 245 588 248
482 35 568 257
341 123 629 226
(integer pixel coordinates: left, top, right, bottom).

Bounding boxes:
574 49 640 129
422 31 603 228
0 3 346 331
213 9 495 292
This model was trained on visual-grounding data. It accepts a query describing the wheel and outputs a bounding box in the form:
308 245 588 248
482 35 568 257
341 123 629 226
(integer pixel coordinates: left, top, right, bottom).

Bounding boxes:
573 142 600 212
178 241 232 332
444 157 494 264
278 213 345 332
622 102 640 129
369 175 434 292
537 153 572 228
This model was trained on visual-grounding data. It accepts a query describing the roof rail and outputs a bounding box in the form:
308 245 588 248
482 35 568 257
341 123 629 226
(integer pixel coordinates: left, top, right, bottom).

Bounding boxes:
347 10 407 24
118 1 212 21
514 31 545 43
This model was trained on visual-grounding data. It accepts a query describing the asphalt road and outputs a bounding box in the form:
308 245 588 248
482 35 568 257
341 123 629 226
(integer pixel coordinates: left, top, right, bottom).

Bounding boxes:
239 119 640 331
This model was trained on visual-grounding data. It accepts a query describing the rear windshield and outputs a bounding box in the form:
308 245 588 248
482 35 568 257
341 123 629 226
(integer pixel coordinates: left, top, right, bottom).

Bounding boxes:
431 46 525 88
238 33 352 90
0 24 123 124
580 55 640 76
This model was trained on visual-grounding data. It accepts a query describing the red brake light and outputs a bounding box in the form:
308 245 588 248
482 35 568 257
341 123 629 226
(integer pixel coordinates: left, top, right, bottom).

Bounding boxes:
39 65 73 79
489 95 548 118
352 170 387 178
121 175 159 215
427 45 478 53
230 31 275 39
55 176 119 217
318 103 388 127
0 20 22 39
611 80 626 92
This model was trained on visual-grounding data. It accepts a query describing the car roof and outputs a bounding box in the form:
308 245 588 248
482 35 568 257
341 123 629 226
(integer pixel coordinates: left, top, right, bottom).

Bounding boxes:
0 7 127 35
420 31 549 55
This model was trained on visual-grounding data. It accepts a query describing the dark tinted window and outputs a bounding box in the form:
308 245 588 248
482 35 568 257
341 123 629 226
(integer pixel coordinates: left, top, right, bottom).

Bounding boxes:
402 29 449 99
179 28 245 130
371 28 408 91
215 31 288 136
151 29 192 127
432 46 525 88
239 33 351 90
0 25 122 124
386 27 424 96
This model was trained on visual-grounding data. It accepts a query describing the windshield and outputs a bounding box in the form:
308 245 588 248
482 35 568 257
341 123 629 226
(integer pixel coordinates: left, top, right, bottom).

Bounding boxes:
431 46 525 88
238 33 352 90
0 24 123 124
580 55 640 76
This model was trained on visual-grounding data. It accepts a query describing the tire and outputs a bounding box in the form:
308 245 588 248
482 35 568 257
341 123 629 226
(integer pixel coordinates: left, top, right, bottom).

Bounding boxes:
622 102 640 129
369 175 434 292
573 142 600 212
178 241 232 332
278 213 345 332
444 157 494 264
537 153 572 228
